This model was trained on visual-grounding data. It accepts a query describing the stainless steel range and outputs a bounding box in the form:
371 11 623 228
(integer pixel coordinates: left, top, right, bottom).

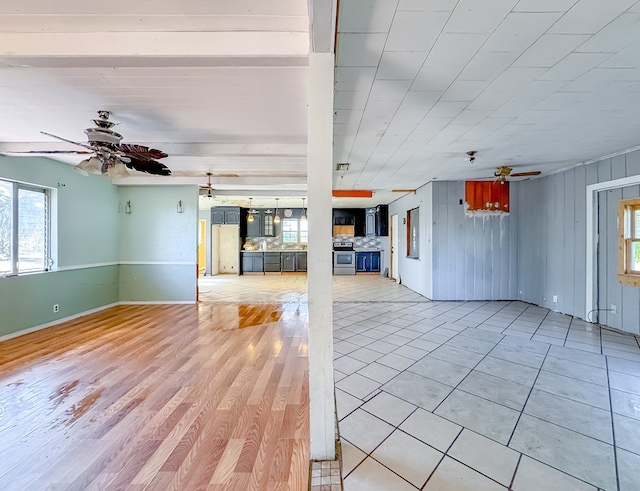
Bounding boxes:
333 241 355 275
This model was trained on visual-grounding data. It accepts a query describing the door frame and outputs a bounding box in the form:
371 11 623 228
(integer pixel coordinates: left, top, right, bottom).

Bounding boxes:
390 214 399 281
586 174 640 319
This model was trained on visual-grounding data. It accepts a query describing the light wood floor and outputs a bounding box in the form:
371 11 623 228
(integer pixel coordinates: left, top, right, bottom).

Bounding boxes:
0 302 309 490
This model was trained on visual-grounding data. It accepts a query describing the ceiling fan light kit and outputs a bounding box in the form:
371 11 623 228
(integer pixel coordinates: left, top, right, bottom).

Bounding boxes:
23 111 173 178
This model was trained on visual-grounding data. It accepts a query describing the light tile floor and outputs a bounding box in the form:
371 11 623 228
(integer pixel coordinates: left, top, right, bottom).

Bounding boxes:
199 274 640 491
333 277 640 491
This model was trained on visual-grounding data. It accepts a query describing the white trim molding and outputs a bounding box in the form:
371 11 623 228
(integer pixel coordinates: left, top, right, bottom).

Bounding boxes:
0 300 196 343
586 174 640 321
57 261 195 271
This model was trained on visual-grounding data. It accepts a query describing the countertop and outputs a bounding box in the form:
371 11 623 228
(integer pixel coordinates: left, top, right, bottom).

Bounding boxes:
242 249 307 253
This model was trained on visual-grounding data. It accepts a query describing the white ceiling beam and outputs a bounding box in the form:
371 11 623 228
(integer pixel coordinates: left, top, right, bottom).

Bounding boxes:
308 0 338 53
0 32 309 58
113 176 307 186
0 142 308 157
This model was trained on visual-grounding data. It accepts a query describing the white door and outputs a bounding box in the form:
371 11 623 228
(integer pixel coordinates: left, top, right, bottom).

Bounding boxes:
391 214 399 282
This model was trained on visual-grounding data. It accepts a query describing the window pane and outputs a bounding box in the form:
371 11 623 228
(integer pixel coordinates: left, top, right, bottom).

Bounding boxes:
282 219 298 243
632 241 640 272
634 209 640 239
18 188 46 272
300 220 308 243
0 181 12 274
408 207 419 258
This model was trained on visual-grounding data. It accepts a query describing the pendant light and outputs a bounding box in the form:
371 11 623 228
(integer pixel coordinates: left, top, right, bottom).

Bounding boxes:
247 198 254 222
300 197 307 221
274 198 281 224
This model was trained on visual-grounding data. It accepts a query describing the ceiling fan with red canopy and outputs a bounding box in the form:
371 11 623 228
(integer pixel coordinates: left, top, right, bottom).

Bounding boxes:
4 110 171 177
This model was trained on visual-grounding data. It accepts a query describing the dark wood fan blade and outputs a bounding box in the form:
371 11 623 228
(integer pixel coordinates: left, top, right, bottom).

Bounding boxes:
510 171 541 177
117 143 168 160
124 156 171 176
1 150 93 155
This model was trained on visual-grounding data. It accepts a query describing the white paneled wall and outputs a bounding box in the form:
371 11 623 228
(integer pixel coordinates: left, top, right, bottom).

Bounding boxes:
391 148 640 333
518 150 640 334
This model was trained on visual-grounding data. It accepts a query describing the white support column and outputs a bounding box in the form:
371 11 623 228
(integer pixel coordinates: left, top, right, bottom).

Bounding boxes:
307 52 335 460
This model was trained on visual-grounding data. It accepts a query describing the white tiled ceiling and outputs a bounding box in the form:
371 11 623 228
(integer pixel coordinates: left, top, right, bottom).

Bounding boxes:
334 0 640 191
2 0 640 208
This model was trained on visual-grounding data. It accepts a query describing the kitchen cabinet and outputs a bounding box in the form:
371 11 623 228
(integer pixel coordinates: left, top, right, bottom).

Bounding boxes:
366 209 376 236
333 208 366 236
211 207 240 225
263 252 281 272
262 212 276 237
281 252 295 272
246 211 263 237
281 252 307 272
356 251 381 273
295 252 307 272
366 205 388 237
242 252 263 273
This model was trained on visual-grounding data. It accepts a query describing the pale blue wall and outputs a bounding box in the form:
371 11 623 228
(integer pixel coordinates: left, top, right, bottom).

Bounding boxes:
0 156 120 337
0 158 200 338
391 181 518 301
118 185 198 302
517 150 640 334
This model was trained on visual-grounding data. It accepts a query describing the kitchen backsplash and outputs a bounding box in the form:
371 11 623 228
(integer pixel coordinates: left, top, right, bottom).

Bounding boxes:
246 236 381 249
333 236 381 249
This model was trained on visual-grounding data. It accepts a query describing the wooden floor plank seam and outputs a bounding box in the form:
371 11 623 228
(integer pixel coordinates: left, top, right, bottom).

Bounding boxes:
0 302 310 491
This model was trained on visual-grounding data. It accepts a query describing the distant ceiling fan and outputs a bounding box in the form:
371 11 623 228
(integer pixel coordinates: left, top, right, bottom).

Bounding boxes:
494 166 541 184
199 172 215 198
4 110 171 177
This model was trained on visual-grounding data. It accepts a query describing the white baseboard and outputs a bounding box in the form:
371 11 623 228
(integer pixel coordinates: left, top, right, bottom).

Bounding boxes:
0 300 196 343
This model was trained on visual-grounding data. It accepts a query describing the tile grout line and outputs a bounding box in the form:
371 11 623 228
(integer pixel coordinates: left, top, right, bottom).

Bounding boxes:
507 454 523 491
605 356 622 491
505 342 551 448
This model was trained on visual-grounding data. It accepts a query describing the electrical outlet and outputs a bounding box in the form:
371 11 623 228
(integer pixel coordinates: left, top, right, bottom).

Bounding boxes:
553 295 558 303
53 304 59 313
611 304 617 315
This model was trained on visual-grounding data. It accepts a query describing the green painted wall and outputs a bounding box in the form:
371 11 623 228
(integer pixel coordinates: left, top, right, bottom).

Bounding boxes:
1 158 200 338
119 264 196 302
0 155 120 267
0 265 119 337
117 185 198 303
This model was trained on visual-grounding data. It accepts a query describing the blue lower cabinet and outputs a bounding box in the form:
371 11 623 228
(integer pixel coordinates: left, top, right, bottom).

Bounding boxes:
356 251 381 273
370 252 380 272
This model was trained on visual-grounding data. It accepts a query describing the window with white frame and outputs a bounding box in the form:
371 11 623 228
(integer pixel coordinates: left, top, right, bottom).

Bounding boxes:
282 218 308 244
0 179 50 275
618 197 640 286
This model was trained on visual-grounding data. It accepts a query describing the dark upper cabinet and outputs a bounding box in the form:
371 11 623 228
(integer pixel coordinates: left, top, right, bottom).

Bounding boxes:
246 211 263 237
333 208 366 236
365 205 389 237
225 209 240 224
366 209 376 236
376 205 388 236
211 208 225 224
353 208 366 237
262 212 276 237
211 207 240 225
